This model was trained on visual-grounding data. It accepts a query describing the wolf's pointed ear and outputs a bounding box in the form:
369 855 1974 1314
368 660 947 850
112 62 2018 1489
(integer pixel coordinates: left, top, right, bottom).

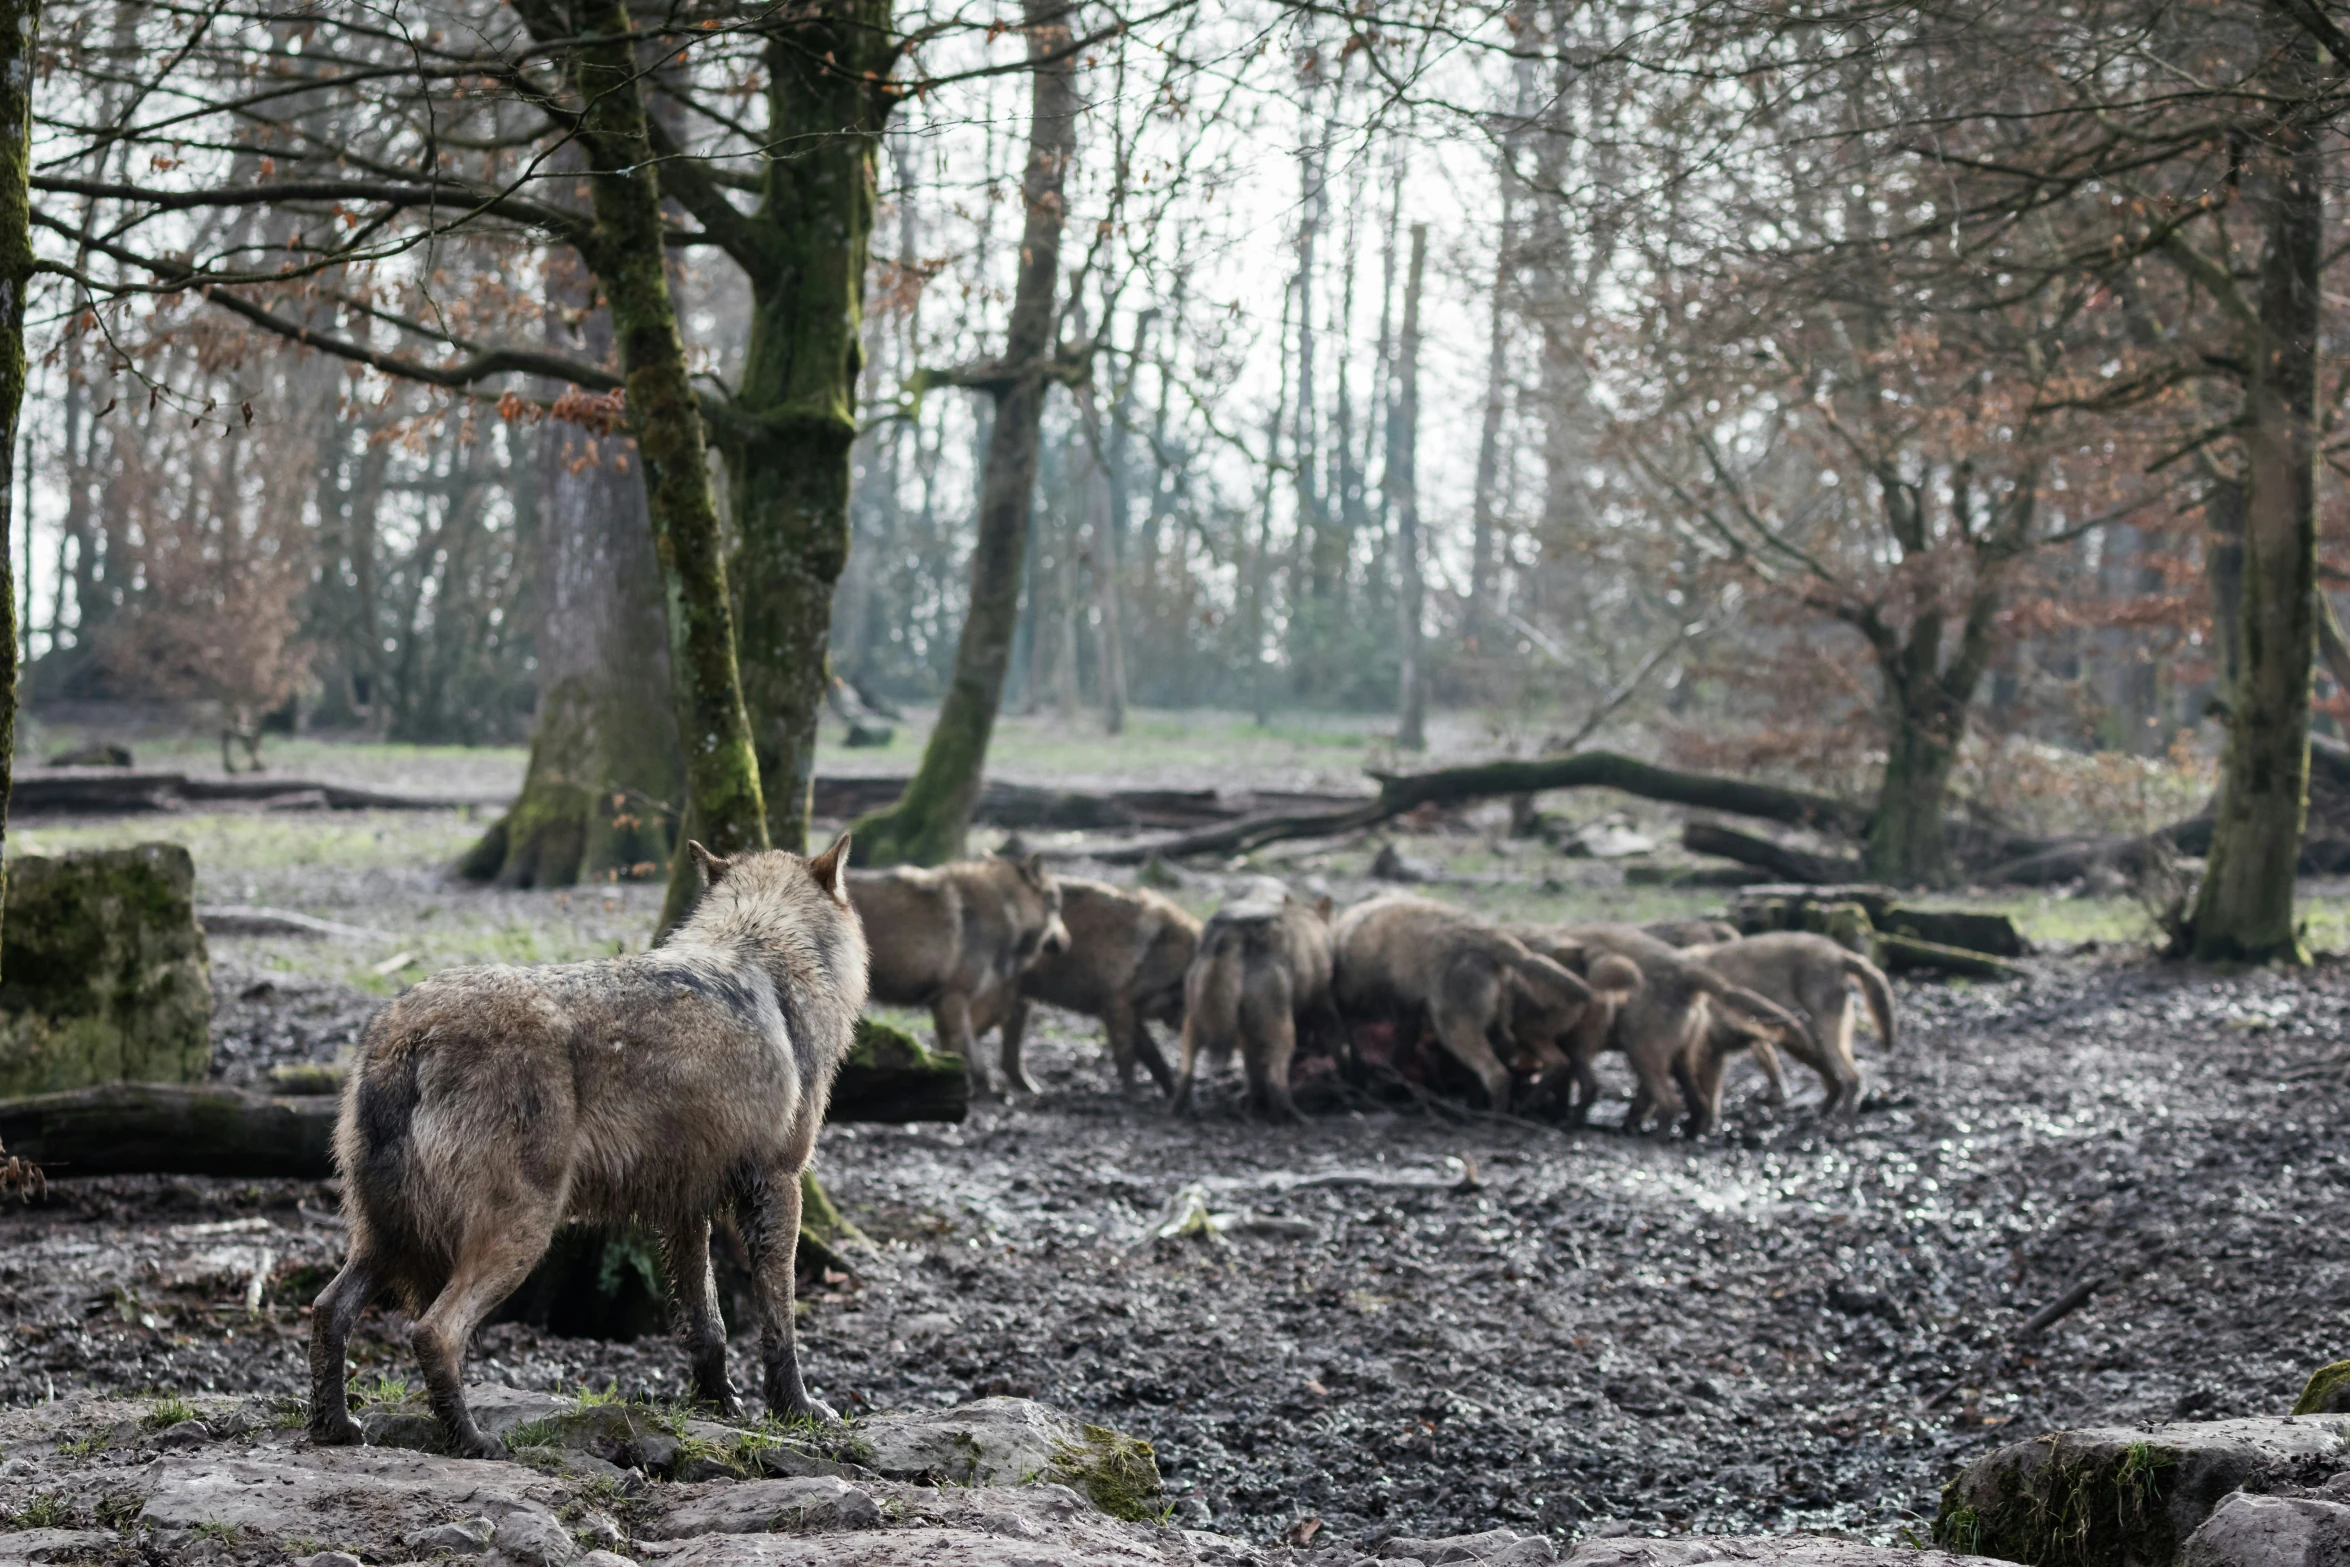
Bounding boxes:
1022 850 1048 885
808 833 853 908
688 841 732 889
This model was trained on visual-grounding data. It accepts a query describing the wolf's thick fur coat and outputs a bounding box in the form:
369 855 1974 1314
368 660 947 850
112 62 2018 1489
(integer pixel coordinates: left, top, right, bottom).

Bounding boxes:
850 854 1068 1096
1175 882 1336 1121
982 879 1199 1094
1687 932 1897 1110
308 838 866 1458
1334 894 1594 1115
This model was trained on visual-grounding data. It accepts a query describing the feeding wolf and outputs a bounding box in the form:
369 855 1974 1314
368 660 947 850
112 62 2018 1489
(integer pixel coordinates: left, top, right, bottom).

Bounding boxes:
1174 881 1338 1121
307 837 866 1458
851 852 1070 1096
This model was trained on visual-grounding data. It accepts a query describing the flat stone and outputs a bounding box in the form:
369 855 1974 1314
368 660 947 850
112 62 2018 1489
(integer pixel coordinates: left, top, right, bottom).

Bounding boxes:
856 1397 1163 1520
0 1530 117 1566
1565 1541 2008 1565
2180 1491 2350 1567
404 1517 497 1554
1935 1417 2350 1564
137 1447 575 1562
1379 1531 1554 1563
642 1476 883 1539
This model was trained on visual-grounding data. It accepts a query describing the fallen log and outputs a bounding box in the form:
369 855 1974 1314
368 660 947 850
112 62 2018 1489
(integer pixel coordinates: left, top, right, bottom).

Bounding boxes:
10 768 500 816
1730 884 2030 961
1875 931 2025 978
0 1020 969 1179
1680 822 1863 885
1092 750 1870 865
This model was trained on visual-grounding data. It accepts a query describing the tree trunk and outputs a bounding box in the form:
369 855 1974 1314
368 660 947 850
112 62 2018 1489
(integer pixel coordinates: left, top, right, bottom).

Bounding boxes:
514 0 768 923
725 3 893 859
0 0 33 975
2186 84 2322 965
1467 191 1513 653
852 0 1075 867
1864 697 1960 886
1390 224 1428 751
460 302 682 888
2202 475 2245 703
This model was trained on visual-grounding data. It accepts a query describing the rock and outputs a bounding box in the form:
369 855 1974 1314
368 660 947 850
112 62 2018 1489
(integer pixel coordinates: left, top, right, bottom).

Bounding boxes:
152 1419 212 1450
574 1510 627 1551
576 1555 640 1567
857 1397 1165 1521
2180 1491 2350 1566
1379 1532 1555 1564
642 1476 883 1539
0 844 212 1097
1936 1417 2350 1565
2293 1360 2350 1415
0 1458 34 1477
0 1530 117 1566
1565 1541 2007 1565
404 1516 498 1554
292 1554 364 1567
493 1505 582 1566
137 1448 575 1562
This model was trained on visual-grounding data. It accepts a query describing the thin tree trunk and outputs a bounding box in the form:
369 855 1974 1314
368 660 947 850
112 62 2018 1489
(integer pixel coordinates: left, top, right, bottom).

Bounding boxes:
0 0 32 973
1390 224 1428 752
515 0 768 926
1468 187 1514 652
2187 73 2321 964
1247 281 1294 728
853 0 1075 866
726 0 893 858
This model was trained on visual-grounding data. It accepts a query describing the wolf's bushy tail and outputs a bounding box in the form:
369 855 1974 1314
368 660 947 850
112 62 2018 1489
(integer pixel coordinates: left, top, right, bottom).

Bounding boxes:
1844 952 1897 1051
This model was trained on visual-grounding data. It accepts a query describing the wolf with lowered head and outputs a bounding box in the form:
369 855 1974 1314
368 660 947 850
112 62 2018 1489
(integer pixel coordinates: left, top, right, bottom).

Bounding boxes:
308 837 866 1459
852 852 1068 1096
1175 880 1337 1121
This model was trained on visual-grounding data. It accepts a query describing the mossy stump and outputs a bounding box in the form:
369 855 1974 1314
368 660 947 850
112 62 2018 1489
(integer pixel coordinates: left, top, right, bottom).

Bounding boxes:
0 844 211 1098
2293 1360 2350 1415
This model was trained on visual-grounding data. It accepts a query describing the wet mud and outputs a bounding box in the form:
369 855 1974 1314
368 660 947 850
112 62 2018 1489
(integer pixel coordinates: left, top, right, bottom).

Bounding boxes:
2 953 2345 1551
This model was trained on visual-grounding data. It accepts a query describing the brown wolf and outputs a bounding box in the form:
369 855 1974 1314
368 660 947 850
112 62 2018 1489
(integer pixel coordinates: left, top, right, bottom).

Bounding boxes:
981 879 1199 1094
308 837 866 1458
1173 882 1337 1121
850 853 1069 1096
1516 925 1803 1135
1686 932 1896 1111
1335 895 1593 1114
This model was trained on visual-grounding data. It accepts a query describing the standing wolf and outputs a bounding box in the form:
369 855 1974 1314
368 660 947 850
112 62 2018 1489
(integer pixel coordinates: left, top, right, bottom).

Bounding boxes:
851 853 1069 1096
308 837 866 1458
1174 881 1337 1121
986 879 1199 1094
1686 932 1896 1110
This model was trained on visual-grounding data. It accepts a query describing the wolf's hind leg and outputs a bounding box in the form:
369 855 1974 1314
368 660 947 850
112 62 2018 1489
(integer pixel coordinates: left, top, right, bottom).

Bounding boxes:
739 1161 837 1425
413 1221 555 1459
307 1250 383 1445
662 1217 738 1415
998 997 1041 1095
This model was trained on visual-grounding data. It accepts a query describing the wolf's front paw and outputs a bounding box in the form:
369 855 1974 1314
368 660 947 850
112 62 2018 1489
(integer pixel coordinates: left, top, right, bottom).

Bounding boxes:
308 1413 365 1447
774 1393 839 1426
448 1428 507 1461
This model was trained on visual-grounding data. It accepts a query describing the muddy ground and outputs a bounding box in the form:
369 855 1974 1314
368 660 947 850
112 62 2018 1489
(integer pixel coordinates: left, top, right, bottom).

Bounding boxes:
5 926 2346 1553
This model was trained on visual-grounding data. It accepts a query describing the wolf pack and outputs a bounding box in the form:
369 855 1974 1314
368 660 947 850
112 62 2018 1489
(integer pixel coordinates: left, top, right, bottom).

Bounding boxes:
847 851 1895 1138
304 835 1899 1456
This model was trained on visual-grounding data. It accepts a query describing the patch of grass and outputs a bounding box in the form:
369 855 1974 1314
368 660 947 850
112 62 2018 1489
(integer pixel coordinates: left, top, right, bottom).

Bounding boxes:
7 1493 70 1528
145 1394 197 1431
56 1431 106 1458
353 1373 412 1408
1937 1505 1983 1555
502 1417 566 1451
193 1518 240 1544
95 1492 144 1528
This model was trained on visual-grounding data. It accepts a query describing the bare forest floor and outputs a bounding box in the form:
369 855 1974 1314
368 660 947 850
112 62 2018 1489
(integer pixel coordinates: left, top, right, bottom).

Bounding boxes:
2 728 2347 1552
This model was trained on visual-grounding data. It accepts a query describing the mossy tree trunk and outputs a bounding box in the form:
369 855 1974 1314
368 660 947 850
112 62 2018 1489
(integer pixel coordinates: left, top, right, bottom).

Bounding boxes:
724 6 894 857
513 0 769 919
852 0 1079 867
2184 71 2321 965
462 285 682 889
0 0 32 974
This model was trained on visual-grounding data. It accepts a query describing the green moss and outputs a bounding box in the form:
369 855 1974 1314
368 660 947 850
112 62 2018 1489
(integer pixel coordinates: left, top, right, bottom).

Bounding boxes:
1047 1424 1167 1523
1939 1434 2178 1567
2294 1359 2350 1414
